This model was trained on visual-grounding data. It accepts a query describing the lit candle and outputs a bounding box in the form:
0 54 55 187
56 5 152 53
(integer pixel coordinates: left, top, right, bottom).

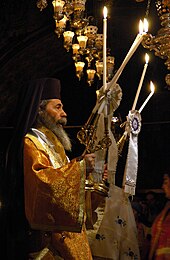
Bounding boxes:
103 6 108 91
138 81 155 113
132 53 149 110
107 19 148 91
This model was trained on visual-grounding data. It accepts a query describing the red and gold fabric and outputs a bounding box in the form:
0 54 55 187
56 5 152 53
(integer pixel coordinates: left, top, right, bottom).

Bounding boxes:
149 201 170 260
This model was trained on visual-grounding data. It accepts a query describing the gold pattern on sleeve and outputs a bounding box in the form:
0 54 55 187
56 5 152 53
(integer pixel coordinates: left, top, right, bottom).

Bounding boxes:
24 132 86 232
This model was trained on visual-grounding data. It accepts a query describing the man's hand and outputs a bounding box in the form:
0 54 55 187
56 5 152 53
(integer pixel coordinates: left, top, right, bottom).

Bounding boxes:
84 153 96 174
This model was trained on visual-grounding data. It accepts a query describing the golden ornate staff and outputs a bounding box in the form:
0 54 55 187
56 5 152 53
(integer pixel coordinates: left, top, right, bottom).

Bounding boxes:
77 99 111 197
77 82 122 197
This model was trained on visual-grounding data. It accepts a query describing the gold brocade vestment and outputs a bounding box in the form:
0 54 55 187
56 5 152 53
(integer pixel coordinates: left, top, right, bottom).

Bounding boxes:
24 126 92 259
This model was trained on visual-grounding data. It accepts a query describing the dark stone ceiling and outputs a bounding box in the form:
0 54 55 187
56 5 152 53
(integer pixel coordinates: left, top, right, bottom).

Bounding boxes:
0 0 170 188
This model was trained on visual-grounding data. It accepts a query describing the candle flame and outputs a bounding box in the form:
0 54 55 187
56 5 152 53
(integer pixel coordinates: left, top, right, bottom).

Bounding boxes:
145 53 149 64
103 6 108 19
139 20 144 34
150 81 155 92
143 18 149 33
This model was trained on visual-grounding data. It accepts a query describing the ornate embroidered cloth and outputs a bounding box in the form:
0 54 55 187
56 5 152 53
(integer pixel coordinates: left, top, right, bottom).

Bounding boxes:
90 185 140 260
24 126 92 259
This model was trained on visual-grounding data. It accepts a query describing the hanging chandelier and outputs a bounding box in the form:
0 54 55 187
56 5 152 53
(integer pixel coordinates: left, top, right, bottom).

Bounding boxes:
36 0 115 85
142 0 170 86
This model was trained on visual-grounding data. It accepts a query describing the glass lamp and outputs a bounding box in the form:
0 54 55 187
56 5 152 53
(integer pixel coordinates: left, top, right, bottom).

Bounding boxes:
95 61 103 80
73 0 86 11
85 25 98 48
75 61 85 80
87 69 96 86
63 31 75 51
77 35 88 50
52 0 65 20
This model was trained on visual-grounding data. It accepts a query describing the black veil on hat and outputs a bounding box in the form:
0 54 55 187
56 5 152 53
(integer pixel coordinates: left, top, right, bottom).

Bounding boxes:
1 78 61 259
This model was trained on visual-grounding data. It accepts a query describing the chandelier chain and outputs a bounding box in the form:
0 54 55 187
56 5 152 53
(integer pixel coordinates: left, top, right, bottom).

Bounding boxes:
145 0 152 17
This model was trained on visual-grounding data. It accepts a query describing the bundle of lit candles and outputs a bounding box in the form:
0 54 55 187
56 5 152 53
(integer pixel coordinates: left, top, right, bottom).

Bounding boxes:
102 6 155 113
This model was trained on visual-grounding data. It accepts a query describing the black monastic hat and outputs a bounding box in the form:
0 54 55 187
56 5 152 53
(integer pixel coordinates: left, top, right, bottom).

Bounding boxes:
41 78 61 100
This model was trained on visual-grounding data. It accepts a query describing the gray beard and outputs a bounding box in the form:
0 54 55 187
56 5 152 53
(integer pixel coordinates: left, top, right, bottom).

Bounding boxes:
37 111 72 151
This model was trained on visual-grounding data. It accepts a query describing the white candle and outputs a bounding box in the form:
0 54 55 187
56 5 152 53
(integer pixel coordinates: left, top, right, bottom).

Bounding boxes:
138 81 155 113
107 19 148 91
132 53 149 110
103 6 108 91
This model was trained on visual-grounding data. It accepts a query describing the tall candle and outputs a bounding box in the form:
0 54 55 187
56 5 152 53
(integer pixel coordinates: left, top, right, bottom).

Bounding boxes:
107 19 148 91
138 81 155 113
132 53 149 110
103 6 108 92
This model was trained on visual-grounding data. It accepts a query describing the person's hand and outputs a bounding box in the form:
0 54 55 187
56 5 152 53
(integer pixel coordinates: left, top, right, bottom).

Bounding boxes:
84 153 96 175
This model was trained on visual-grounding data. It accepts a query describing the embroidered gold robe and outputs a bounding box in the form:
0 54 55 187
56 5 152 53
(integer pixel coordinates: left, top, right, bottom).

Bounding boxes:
24 125 92 259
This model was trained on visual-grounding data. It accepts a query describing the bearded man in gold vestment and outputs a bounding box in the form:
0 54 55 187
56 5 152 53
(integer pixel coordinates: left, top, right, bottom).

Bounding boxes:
3 78 96 259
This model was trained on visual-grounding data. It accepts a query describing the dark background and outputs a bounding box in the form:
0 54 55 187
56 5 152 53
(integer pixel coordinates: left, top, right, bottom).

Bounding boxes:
0 0 170 190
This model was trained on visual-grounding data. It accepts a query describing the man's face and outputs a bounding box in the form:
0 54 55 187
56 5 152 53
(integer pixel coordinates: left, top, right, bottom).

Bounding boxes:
162 174 170 199
45 99 67 125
